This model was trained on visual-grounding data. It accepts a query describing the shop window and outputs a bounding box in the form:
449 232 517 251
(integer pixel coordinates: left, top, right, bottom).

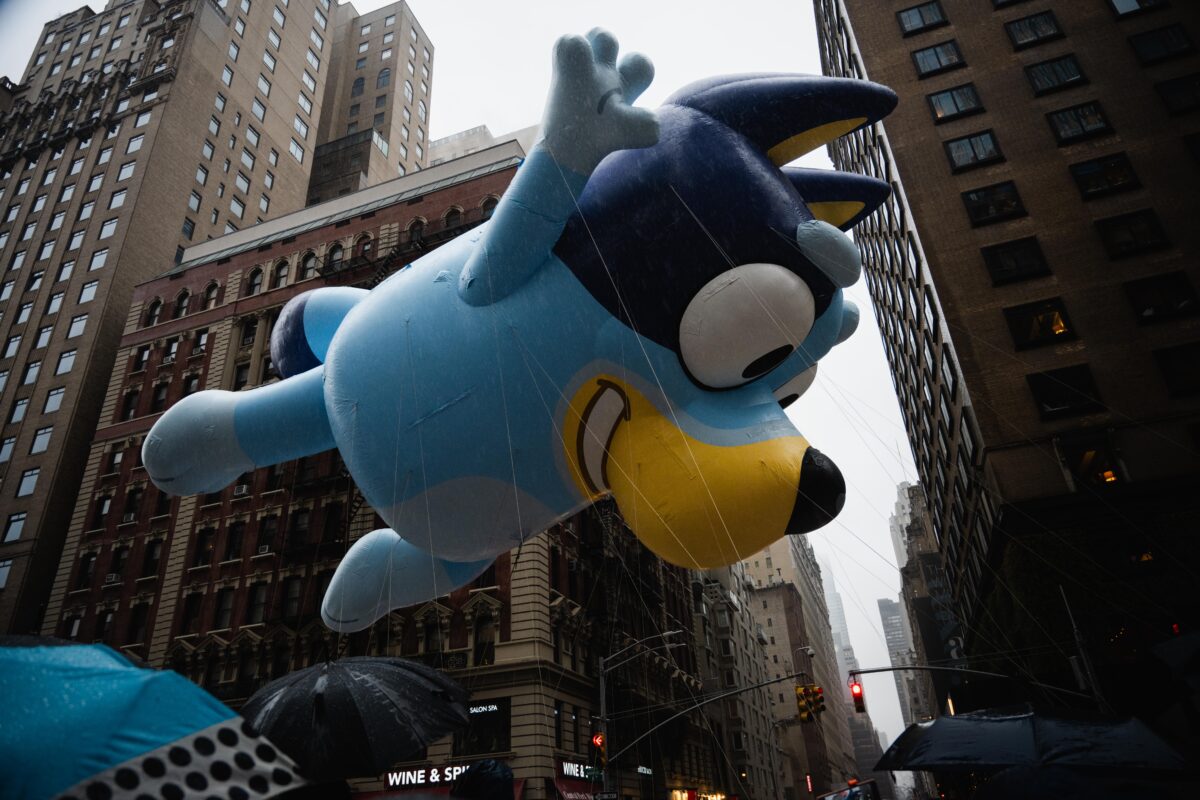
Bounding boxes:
453 697 510 756
1003 297 1076 349
1123 272 1198 325
1068 152 1139 199
1026 364 1103 419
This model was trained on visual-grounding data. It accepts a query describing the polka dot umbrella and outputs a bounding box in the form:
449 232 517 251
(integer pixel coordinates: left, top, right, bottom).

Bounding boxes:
0 636 307 800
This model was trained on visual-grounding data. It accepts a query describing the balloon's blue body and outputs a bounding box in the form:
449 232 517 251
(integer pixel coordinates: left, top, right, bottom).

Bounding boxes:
145 31 898 631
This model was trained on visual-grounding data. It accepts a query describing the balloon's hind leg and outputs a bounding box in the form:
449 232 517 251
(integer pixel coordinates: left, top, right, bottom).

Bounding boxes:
143 366 335 495
321 529 493 633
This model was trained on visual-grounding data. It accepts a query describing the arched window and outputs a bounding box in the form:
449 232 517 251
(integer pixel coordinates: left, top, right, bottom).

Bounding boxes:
203 282 219 309
271 260 289 289
300 252 318 279
351 76 364 97
443 207 462 229
402 79 412 101
144 299 162 327
481 197 498 219
423 619 441 653
407 219 424 243
473 614 496 666
172 290 189 318
417 99 427 122
244 268 263 296
327 243 344 268
378 68 391 89
355 235 372 258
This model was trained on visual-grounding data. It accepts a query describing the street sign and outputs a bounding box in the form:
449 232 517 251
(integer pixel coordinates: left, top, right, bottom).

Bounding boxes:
584 767 604 781
596 792 618 800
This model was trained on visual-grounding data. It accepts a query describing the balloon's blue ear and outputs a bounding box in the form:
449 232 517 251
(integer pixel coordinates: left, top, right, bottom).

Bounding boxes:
783 168 891 231
665 74 898 165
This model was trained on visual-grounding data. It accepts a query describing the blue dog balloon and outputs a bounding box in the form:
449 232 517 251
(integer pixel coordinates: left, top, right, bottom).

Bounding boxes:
144 30 897 632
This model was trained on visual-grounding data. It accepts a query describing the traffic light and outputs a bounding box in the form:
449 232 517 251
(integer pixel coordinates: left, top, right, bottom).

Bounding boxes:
795 685 812 722
813 685 827 715
850 680 866 713
591 731 607 765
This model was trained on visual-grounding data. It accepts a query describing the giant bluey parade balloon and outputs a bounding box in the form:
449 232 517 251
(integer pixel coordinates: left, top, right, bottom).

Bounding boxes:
144 30 897 632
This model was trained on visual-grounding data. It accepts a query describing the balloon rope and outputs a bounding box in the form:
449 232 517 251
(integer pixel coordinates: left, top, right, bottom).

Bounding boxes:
404 319 442 612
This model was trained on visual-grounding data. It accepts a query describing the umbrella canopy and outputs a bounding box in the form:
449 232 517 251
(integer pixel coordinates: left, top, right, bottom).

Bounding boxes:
974 765 1197 800
241 656 471 782
0 637 307 800
876 706 1187 773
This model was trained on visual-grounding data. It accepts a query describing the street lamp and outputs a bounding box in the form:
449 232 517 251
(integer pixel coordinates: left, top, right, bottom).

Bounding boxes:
599 630 684 794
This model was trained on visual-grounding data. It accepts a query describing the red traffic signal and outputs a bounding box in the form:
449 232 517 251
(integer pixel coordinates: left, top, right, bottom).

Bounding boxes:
850 681 866 713
591 732 606 749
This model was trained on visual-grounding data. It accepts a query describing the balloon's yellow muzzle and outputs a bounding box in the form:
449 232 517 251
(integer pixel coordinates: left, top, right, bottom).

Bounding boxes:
563 376 845 568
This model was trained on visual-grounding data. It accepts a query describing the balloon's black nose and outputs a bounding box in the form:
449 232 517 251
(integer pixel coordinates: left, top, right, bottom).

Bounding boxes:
787 448 846 534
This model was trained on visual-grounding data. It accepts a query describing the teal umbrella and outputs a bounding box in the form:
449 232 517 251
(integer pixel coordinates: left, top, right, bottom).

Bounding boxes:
0 637 307 800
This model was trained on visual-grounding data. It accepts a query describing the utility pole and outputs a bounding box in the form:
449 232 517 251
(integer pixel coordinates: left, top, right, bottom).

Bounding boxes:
598 631 683 794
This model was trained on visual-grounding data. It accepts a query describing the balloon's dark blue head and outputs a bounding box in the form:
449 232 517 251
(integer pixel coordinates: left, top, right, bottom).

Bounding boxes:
554 73 897 365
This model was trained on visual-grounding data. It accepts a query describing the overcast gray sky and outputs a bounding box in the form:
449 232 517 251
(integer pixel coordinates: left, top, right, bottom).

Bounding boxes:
0 0 920 758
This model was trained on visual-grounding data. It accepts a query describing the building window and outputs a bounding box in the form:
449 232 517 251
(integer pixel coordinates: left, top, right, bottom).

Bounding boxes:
1155 73 1200 115
1025 54 1086 96
1129 24 1193 64
1059 433 1124 487
17 468 39 497
4 512 25 542
89 249 108 270
56 349 76 374
44 387 65 413
912 40 964 77
1154 342 1200 397
1005 11 1062 50
453 697 510 756
289 139 305 162
944 130 1002 172
79 280 98 303
961 181 1025 226
1027 364 1103 419
981 236 1049 285
1123 272 1198 325
30 426 52 454
352 77 364 97
1047 102 1111 144
9 398 29 424
5 335 22 358
1095 209 1170 259
1069 152 1139 199
379 68 392 89
1004 298 1075 349
897 1 946 36
1107 0 1167 18
271 260 289 288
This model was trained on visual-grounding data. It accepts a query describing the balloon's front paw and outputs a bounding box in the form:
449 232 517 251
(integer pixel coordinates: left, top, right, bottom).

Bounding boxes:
541 28 659 174
142 391 255 496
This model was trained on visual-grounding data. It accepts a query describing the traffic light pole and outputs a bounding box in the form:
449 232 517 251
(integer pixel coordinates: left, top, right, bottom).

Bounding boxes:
598 631 684 795
848 665 1091 700
606 670 812 766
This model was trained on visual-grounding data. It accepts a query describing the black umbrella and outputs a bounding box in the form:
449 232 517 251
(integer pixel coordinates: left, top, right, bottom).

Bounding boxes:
973 765 1198 800
241 657 470 782
876 705 1186 773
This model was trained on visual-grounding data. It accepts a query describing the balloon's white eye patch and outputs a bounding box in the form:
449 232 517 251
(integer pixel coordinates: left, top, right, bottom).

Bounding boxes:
774 365 818 409
679 263 816 389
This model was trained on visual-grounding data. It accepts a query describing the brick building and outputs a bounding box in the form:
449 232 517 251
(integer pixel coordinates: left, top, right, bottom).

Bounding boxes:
0 0 430 635
813 0 1200 729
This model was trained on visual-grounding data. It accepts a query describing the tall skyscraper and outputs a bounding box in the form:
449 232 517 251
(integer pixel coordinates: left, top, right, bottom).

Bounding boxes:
877 597 921 727
814 0 1200 718
0 0 428 635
